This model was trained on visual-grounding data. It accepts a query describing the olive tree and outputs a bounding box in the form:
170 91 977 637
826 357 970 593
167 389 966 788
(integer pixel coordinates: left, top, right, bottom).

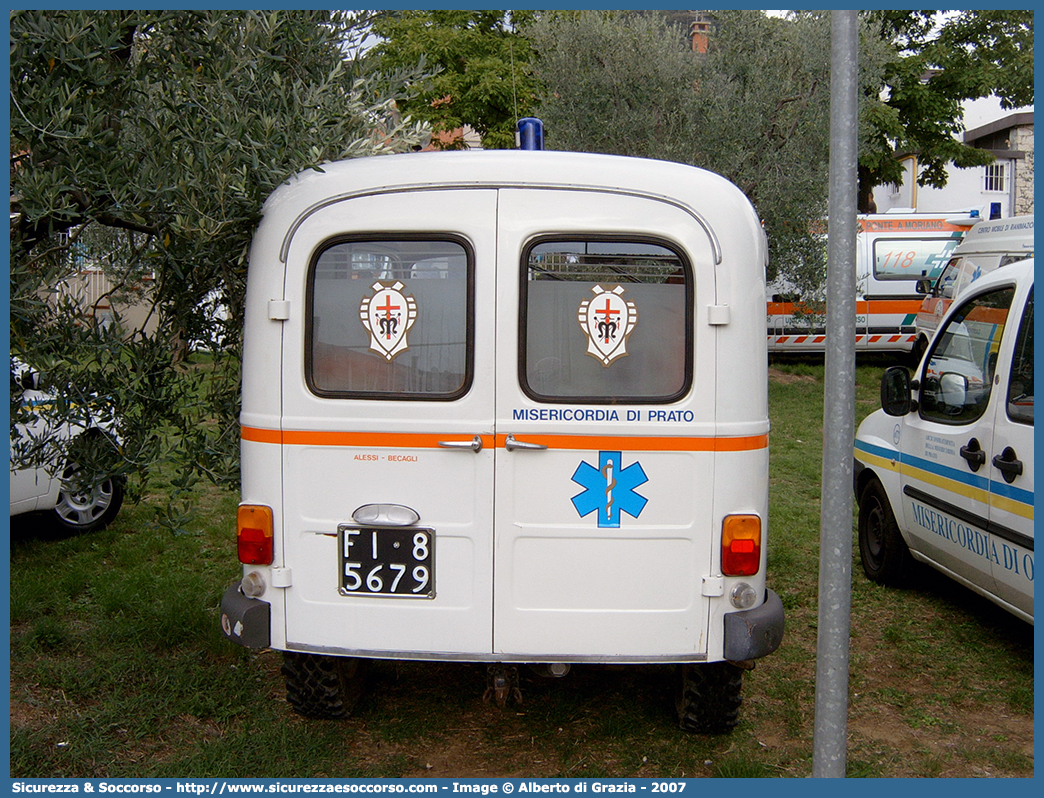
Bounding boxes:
529 9 1030 291
529 10 844 291
10 10 428 523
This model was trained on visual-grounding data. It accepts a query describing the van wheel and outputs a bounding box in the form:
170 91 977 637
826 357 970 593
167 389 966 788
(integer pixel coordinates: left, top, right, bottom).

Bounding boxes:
858 479 911 585
282 652 368 719
52 467 125 534
675 662 743 734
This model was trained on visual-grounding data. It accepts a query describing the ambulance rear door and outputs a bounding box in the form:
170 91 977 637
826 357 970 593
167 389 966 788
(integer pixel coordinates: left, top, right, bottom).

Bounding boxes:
491 188 718 659
278 189 498 657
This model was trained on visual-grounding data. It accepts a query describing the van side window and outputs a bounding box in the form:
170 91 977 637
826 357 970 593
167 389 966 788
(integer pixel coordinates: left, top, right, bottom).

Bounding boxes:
521 238 692 403
307 238 472 399
1006 287 1033 425
919 286 1015 424
874 238 958 281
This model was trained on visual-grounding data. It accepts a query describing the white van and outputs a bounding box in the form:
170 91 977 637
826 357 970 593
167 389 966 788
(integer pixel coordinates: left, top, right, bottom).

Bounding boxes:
767 211 971 353
219 149 784 732
911 215 1034 361
854 257 1034 624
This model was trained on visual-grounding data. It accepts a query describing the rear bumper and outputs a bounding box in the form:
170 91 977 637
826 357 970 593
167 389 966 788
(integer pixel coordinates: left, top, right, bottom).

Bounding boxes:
219 582 786 661
723 588 785 661
220 583 271 650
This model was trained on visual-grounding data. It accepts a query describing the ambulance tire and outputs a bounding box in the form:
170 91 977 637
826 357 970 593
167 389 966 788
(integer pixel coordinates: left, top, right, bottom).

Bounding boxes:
858 478 911 586
282 652 368 719
676 662 743 734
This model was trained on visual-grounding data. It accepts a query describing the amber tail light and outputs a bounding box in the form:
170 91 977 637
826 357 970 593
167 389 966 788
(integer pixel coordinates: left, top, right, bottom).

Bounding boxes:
722 514 761 576
237 504 274 565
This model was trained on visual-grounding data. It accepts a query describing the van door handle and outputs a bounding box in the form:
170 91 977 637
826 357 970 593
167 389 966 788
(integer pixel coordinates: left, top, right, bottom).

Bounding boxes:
438 436 483 452
992 447 1024 483
505 434 547 452
959 438 986 471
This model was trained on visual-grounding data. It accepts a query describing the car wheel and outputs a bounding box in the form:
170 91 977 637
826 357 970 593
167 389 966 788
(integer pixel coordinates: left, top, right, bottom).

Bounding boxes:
858 478 911 585
52 465 125 534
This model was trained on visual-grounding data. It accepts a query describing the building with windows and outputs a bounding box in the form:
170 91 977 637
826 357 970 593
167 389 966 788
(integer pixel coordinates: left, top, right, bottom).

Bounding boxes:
873 99 1034 219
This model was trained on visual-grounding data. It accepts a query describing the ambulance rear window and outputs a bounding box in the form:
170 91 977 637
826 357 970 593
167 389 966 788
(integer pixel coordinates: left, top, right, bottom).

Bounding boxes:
521 238 692 403
306 237 472 399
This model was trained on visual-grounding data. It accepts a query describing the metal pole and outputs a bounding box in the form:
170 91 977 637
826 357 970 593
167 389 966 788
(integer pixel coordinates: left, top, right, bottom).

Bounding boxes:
812 10 858 778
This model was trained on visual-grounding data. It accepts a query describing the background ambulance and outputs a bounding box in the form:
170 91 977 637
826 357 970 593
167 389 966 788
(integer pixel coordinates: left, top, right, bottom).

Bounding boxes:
219 149 785 732
767 211 971 353
853 257 1034 624
911 215 1034 362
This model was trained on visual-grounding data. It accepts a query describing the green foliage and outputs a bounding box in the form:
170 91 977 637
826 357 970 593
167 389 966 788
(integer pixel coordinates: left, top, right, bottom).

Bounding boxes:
859 10 1034 198
529 9 1032 282
529 10 833 288
10 10 428 500
367 10 538 149
528 11 701 160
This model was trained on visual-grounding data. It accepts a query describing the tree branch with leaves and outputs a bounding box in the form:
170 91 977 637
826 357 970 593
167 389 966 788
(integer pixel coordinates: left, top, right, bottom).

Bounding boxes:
10 10 429 527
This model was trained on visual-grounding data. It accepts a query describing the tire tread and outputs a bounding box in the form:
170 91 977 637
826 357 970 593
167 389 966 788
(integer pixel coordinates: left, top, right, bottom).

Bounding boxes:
282 652 366 719
676 662 743 734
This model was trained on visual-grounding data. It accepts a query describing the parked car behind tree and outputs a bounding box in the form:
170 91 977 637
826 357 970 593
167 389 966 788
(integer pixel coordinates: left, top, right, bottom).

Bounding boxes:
10 360 125 533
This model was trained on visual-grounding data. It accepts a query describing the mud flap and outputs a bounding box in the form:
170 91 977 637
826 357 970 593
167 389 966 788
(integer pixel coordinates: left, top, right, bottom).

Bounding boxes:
220 583 271 649
723 588 785 661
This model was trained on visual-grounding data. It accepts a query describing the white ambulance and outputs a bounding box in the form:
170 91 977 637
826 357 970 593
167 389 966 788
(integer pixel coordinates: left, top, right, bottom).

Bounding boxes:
767 211 971 353
219 148 784 732
911 214 1034 361
854 257 1034 624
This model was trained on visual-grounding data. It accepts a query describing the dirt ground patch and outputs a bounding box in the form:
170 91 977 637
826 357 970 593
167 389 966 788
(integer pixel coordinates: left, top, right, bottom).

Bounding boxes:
768 367 820 384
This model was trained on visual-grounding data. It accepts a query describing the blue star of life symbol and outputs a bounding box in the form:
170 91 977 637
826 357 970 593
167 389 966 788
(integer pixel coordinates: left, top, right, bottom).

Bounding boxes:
570 451 648 528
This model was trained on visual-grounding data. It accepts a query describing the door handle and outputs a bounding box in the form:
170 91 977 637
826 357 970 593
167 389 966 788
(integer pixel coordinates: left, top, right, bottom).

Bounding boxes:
505 434 547 452
992 447 1024 483
438 435 483 452
959 438 986 471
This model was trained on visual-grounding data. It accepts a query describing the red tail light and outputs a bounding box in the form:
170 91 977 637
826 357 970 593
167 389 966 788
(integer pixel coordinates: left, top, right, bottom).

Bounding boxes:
722 514 761 576
237 504 274 565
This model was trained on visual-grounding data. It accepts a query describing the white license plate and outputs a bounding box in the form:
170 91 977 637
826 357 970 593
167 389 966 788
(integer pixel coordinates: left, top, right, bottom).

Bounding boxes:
338 525 435 598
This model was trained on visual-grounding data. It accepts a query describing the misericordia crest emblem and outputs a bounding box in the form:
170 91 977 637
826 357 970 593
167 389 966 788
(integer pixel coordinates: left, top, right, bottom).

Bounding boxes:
359 281 417 361
578 285 638 366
